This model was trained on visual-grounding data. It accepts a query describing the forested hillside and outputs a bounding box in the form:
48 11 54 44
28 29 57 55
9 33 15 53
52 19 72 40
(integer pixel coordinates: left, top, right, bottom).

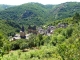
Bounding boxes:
0 20 20 38
0 2 80 26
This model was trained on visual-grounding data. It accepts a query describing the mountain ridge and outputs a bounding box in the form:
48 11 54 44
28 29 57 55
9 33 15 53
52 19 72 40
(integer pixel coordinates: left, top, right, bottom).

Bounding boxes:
0 2 80 25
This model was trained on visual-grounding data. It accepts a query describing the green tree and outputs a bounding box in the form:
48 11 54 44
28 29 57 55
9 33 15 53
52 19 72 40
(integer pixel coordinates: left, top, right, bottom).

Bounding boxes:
0 34 3 47
50 35 57 46
73 12 80 23
57 34 65 43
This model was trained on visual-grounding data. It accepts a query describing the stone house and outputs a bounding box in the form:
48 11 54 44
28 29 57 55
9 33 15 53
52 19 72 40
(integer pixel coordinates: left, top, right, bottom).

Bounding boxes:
47 26 56 34
57 23 68 28
37 27 45 34
37 26 56 36
28 25 37 34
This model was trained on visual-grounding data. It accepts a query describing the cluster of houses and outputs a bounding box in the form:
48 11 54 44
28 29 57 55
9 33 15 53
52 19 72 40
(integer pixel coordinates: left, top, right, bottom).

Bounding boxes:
37 26 56 36
28 22 68 35
10 23 68 41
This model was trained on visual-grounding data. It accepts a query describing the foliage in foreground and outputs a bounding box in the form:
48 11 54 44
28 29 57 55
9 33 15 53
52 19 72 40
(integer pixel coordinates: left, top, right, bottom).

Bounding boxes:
1 46 61 60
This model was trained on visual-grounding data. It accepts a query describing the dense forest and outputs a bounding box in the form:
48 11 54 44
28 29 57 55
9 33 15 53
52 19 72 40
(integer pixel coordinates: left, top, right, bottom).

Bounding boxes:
0 2 80 60
0 2 80 25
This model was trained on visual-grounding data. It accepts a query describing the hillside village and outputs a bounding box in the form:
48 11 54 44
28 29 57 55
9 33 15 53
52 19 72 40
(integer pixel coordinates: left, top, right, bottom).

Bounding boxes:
10 22 68 41
0 2 80 60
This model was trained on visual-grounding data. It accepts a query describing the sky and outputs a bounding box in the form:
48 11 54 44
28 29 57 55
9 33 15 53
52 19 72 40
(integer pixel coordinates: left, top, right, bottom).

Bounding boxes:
0 0 80 5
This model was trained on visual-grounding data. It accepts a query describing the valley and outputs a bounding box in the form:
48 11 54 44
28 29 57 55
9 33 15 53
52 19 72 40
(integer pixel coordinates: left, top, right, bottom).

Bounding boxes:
0 2 80 60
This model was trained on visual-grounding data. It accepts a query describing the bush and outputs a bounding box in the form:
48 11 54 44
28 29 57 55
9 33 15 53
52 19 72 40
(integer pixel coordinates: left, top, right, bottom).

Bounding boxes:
11 41 20 50
50 35 57 46
11 39 29 50
57 34 65 43
20 42 28 50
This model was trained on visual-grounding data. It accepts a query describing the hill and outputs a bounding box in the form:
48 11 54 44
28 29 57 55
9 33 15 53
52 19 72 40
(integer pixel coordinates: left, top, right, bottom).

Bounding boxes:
49 2 80 20
0 4 13 11
0 20 21 37
0 2 80 26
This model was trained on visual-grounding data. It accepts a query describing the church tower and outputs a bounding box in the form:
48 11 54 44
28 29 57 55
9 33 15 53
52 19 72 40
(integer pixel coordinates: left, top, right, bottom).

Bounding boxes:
20 26 26 38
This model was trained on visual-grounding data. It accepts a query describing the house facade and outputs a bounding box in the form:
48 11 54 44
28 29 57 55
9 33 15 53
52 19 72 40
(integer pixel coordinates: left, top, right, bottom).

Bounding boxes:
28 25 37 34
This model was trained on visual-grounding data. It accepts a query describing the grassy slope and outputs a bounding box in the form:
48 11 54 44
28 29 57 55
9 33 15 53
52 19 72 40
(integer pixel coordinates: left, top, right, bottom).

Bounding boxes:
1 46 61 60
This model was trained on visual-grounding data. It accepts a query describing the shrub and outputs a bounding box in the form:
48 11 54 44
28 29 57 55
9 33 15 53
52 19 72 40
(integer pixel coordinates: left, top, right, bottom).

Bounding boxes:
11 41 20 50
57 34 65 43
50 35 57 46
20 42 28 50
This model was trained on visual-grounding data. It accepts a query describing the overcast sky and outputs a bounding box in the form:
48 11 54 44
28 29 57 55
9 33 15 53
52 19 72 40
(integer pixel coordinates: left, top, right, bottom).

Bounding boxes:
0 0 80 5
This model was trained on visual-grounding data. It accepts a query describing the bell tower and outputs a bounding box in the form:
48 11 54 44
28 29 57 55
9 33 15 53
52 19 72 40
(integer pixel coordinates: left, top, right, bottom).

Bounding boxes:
21 25 24 32
20 25 26 38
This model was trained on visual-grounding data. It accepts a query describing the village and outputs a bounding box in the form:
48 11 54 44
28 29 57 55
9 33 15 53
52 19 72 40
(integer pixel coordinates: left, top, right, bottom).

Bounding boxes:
10 22 68 41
